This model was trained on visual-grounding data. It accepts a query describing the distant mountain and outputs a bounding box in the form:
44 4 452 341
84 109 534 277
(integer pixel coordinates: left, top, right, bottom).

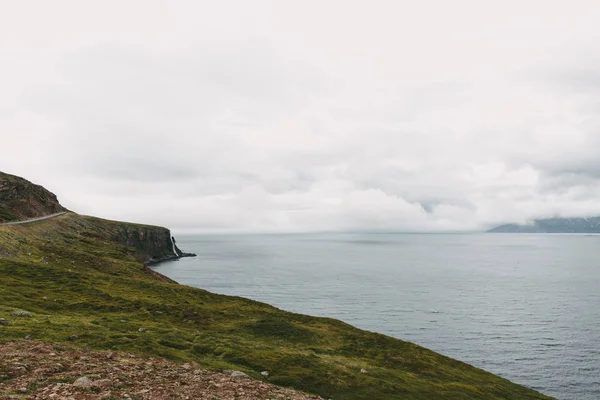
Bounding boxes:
488 216 600 233
0 171 67 222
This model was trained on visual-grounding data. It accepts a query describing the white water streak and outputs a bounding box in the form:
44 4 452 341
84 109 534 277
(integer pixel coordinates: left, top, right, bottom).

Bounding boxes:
170 235 179 257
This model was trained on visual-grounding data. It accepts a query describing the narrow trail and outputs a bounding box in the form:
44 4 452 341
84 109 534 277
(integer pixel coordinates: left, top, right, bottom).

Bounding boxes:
0 211 68 226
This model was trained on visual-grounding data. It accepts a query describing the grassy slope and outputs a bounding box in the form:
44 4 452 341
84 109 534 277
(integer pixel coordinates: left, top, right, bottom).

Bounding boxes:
0 213 552 399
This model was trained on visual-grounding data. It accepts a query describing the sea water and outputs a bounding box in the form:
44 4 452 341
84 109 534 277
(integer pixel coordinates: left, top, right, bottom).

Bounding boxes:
152 233 600 399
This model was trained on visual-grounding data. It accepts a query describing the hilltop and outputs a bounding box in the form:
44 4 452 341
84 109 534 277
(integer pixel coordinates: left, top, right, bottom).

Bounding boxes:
0 172 552 399
488 216 600 233
0 172 66 223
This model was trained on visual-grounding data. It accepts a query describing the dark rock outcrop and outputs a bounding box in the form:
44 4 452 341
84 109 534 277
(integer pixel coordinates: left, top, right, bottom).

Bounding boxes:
110 224 196 265
0 171 67 222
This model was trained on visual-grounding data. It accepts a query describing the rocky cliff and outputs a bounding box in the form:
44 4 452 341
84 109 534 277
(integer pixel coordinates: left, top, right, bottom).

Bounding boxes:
109 221 195 265
0 171 67 222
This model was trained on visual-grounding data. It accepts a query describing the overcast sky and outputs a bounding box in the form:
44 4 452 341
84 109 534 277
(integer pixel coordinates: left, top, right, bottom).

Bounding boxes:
2 1 600 232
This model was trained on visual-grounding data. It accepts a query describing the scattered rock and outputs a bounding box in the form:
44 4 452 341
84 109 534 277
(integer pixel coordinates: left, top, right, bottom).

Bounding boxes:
0 318 10 326
138 327 147 332
0 342 325 400
69 335 79 340
360 368 368 373
230 370 251 379
48 363 65 372
261 371 270 377
73 376 93 388
92 378 112 388
11 310 31 317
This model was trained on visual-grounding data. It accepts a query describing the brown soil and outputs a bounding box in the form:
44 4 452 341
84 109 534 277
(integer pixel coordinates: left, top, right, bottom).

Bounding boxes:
0 341 325 400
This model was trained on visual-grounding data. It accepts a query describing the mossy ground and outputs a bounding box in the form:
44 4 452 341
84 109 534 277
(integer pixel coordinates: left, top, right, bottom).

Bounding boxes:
0 214 552 399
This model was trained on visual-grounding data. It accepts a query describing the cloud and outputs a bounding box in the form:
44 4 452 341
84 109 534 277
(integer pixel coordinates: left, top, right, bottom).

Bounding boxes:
3 0 600 232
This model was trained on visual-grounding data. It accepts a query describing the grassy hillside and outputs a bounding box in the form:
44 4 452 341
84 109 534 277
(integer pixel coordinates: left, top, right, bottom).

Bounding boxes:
0 213 552 399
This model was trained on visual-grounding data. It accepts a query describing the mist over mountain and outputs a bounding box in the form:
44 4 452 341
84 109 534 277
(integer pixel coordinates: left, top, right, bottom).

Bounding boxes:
488 216 600 233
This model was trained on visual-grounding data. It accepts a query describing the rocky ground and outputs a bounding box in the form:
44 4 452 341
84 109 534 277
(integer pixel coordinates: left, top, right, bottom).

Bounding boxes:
0 342 324 400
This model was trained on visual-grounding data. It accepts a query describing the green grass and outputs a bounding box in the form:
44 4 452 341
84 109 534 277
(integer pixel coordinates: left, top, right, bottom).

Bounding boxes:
0 213 553 399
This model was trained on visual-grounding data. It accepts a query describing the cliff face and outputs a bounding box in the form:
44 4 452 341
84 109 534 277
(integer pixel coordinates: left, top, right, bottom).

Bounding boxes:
0 171 67 222
111 224 191 265
71 215 196 266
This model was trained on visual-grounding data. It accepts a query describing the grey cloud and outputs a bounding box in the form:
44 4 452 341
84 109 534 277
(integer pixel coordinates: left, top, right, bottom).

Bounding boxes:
5 1 600 232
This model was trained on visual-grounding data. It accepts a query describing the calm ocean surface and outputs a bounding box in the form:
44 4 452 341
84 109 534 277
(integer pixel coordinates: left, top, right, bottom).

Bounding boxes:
152 233 600 399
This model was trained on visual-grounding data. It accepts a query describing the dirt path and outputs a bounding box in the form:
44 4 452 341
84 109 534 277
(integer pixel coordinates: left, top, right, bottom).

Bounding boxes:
0 212 68 227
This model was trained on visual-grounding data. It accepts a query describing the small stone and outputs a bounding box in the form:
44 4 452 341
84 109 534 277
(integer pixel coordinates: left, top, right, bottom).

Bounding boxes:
360 368 368 373
11 310 31 317
120 320 126 323
138 328 146 332
92 379 112 388
181 363 191 370
25 334 32 340
106 352 115 359
0 318 10 326
230 371 250 379
49 363 65 372
73 376 93 388
261 371 270 377
69 335 79 340
42 296 48 300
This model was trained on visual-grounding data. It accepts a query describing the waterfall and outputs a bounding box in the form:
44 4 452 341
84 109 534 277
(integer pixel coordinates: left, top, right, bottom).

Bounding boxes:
170 236 179 257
